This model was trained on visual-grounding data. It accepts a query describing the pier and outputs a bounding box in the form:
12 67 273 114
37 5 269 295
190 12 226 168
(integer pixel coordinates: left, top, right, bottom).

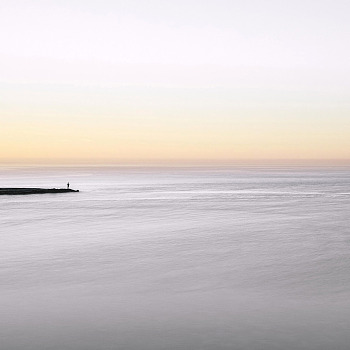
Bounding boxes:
0 188 79 195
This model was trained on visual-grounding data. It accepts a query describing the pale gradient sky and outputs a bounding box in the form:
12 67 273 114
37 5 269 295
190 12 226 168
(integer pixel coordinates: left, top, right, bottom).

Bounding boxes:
1 0 350 164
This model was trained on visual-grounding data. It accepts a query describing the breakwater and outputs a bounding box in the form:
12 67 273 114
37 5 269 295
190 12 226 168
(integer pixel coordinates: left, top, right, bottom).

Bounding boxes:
0 188 79 195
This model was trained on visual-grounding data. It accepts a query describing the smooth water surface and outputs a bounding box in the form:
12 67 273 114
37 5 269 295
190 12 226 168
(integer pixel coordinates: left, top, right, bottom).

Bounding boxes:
1 166 350 350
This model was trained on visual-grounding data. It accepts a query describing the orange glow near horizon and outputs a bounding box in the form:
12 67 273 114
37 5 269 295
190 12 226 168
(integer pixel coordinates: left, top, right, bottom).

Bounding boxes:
1 109 350 165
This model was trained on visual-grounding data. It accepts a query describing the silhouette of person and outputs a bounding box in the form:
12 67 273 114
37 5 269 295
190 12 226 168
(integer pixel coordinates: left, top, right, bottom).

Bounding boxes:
67 182 70 189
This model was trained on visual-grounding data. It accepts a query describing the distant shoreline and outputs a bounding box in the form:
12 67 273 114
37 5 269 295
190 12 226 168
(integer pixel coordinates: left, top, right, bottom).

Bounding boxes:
0 188 79 195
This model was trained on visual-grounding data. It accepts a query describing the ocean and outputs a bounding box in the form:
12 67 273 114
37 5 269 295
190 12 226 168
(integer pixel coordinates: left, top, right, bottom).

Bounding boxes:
1 165 350 350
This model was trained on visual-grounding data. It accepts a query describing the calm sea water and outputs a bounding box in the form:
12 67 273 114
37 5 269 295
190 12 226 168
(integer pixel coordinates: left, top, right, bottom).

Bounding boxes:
1 166 350 350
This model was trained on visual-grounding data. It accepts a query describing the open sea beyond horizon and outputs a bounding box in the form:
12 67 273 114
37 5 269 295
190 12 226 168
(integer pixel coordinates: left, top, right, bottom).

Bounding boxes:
1 165 350 350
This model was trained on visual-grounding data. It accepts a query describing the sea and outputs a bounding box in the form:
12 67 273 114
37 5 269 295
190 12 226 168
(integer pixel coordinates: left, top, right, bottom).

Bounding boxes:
1 165 350 350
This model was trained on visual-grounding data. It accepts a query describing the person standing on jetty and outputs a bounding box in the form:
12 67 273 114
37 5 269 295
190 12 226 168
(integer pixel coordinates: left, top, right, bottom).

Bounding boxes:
67 182 70 189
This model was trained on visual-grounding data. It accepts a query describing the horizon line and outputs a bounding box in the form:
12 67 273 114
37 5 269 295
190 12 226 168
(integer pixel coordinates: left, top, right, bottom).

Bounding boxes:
1 158 350 167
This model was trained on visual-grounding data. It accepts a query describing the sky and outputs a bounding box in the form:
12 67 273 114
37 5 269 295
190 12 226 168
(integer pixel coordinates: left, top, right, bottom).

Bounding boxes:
1 0 350 164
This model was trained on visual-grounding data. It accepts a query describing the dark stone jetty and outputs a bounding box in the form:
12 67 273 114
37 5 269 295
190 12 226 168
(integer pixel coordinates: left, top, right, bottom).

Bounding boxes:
0 188 79 195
